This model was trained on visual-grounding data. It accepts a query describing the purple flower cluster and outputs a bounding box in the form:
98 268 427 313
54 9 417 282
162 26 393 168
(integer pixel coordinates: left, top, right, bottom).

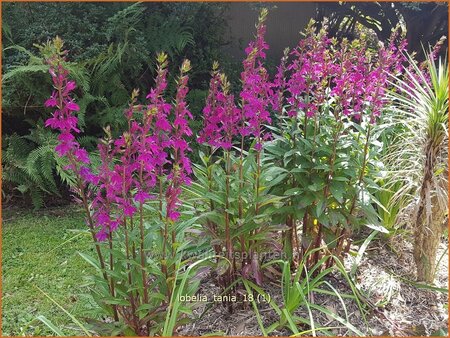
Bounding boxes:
271 48 289 114
46 51 192 240
286 28 333 118
44 56 94 184
199 9 275 153
198 64 240 150
91 141 121 241
282 25 408 121
90 101 143 240
240 8 273 150
166 60 193 221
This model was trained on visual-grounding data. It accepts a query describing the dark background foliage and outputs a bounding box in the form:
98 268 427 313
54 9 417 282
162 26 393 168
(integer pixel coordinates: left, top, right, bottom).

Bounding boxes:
315 1 448 60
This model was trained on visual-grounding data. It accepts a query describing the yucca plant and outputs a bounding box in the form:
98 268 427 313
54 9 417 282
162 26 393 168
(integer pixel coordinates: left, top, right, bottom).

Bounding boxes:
386 51 448 283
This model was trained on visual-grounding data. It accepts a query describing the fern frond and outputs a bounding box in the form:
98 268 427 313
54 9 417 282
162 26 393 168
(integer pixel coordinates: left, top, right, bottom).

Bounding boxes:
64 62 91 93
2 64 49 83
77 135 99 149
3 45 42 64
30 187 44 209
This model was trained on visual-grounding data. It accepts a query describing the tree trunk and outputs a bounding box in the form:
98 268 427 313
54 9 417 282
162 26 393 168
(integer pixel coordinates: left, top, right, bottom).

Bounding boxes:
413 142 446 283
414 194 446 283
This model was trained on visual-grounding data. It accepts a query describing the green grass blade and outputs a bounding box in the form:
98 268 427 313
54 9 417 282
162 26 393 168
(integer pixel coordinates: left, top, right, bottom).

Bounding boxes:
350 230 378 277
242 279 282 316
77 251 101 271
281 308 299 335
242 279 268 336
300 265 316 336
433 247 448 281
202 331 226 336
311 288 357 300
322 280 349 323
46 232 85 255
331 256 368 324
297 283 315 336
396 276 449 293
291 326 345 336
308 303 363 336
36 315 65 336
34 285 91 336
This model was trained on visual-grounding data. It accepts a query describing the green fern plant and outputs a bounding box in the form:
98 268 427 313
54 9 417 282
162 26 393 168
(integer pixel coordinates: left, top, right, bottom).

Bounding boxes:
2 125 76 209
143 15 195 60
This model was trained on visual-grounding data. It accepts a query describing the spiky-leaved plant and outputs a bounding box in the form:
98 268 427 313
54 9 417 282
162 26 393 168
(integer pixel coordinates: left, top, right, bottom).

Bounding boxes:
386 51 448 283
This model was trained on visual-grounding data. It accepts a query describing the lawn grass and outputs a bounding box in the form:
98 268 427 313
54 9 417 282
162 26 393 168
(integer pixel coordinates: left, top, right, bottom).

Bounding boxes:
2 206 95 336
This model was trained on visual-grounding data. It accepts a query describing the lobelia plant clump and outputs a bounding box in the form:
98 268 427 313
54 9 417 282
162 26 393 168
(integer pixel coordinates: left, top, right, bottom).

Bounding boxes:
237 8 278 285
44 38 200 335
191 9 283 311
266 21 408 269
197 62 241 292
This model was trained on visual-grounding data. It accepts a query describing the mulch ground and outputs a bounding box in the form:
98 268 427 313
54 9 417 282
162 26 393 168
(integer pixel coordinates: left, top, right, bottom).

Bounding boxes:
178 236 448 336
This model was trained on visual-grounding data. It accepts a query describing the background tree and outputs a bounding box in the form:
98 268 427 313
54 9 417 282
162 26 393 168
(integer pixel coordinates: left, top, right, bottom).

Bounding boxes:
315 2 448 60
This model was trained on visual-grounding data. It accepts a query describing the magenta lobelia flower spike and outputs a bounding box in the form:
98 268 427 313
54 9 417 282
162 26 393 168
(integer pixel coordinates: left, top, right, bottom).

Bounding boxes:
166 59 193 221
44 38 114 304
198 62 223 148
198 62 241 150
91 130 121 241
240 8 273 151
44 38 98 194
146 52 173 172
285 24 335 119
45 59 88 164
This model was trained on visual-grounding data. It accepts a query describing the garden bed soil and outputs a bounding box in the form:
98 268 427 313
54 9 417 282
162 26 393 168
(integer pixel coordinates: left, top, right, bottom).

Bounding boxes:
178 237 448 336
